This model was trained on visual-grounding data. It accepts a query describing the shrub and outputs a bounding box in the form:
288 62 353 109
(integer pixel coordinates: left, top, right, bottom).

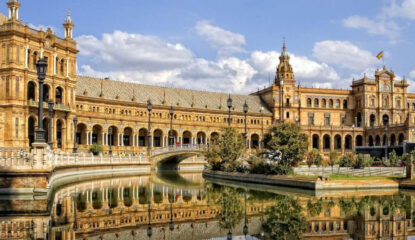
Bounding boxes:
89 143 103 155
389 150 399 167
354 154 374 168
339 152 355 167
306 149 322 168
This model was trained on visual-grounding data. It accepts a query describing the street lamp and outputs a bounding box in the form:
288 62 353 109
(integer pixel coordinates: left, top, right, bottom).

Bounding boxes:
281 80 284 122
34 58 47 143
261 106 264 148
227 231 232 240
169 201 174 231
243 191 248 237
169 106 174 147
384 125 388 161
147 100 153 154
227 94 233 126
108 127 113 155
243 101 248 149
48 100 54 149
73 117 78 153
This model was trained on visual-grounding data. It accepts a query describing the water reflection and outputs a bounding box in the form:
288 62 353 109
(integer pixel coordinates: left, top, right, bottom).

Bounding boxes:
2 171 415 239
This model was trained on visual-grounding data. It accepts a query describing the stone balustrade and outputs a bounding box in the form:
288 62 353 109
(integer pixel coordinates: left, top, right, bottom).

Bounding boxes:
151 144 208 156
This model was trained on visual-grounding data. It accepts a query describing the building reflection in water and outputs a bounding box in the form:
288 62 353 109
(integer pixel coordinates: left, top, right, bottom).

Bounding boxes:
2 172 415 239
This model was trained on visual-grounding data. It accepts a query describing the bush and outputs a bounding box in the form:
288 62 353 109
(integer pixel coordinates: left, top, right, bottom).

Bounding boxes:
354 154 374 168
306 149 322 168
389 150 399 167
339 152 355 167
89 143 103 155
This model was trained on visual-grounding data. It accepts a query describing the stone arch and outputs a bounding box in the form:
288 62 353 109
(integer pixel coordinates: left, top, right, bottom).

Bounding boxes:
138 128 148 147
356 135 363 147
382 134 388 146
27 81 36 101
92 124 103 145
56 119 64 149
345 135 352 150
76 123 88 145
356 112 362 127
375 135 381 146
196 131 206 144
390 134 396 146
322 99 327 108
314 98 319 107
182 131 192 145
323 134 331 151
368 136 374 146
210 132 219 144
307 98 312 107
153 129 163 147
399 133 404 145
382 114 389 126
108 126 119 146
28 115 36 147
55 86 64 104
312 134 319 150
43 84 50 102
334 134 341 150
370 114 376 127
329 99 334 108
251 133 260 148
123 127 133 146
168 130 178 146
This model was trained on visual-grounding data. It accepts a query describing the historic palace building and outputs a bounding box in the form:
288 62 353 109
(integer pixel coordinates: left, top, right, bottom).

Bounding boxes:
1 0 414 157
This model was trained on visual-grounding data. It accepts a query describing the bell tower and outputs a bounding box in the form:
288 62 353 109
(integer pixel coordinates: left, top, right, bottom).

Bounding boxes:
7 0 20 21
275 41 295 86
63 11 74 39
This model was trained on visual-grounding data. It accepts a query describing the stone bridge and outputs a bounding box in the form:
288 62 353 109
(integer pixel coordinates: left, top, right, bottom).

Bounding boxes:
0 143 208 195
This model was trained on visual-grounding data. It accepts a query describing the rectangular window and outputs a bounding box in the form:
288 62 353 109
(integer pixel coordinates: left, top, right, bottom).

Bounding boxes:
308 114 314 125
324 114 331 126
15 118 19 137
5 76 9 97
15 76 19 98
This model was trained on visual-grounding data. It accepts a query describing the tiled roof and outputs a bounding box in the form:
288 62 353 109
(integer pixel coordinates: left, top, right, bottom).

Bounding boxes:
76 76 271 114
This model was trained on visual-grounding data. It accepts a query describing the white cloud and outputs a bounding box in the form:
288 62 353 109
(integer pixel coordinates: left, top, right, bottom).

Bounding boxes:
386 0 415 20
29 23 59 34
342 15 401 39
410 70 415 79
195 21 246 56
76 31 193 72
313 40 378 71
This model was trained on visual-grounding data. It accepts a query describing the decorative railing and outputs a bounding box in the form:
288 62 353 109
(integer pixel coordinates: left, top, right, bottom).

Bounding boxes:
0 147 32 170
51 152 149 167
151 144 208 156
27 100 71 112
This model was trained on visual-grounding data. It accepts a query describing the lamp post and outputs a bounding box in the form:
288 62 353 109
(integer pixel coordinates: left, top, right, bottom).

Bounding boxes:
48 100 54 149
243 191 248 237
169 106 174 147
261 106 264 149
147 201 153 238
73 117 78 153
227 94 233 126
227 231 232 240
169 201 174 231
108 127 113 155
147 100 153 154
34 58 47 143
243 101 248 149
281 80 284 122
384 125 388 161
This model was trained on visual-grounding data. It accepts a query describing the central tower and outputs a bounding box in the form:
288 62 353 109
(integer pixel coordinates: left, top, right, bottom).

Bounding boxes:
274 41 295 86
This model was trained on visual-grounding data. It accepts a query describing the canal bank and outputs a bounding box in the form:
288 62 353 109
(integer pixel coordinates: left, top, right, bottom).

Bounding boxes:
203 170 401 191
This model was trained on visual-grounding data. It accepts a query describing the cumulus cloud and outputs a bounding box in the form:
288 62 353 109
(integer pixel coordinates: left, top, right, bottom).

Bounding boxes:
342 15 401 39
313 40 378 71
410 70 415 79
386 0 415 20
76 31 193 71
195 21 246 56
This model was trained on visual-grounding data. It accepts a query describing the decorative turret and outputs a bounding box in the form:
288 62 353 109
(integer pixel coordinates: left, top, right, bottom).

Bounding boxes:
63 10 74 39
275 40 295 86
7 0 21 21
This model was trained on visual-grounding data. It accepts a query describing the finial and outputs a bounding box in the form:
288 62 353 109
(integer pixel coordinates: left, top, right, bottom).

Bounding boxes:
282 37 286 53
65 9 72 23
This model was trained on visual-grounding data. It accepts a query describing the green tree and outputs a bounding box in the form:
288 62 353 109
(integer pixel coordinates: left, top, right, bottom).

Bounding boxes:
339 152 355 167
263 123 308 174
329 151 340 173
354 154 374 168
389 150 399 167
263 195 307 240
89 143 103 155
206 127 245 171
216 187 243 231
306 149 322 175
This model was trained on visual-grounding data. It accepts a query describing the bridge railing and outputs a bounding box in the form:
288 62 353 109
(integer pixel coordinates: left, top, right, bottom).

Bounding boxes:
151 144 208 156
0 147 32 170
51 152 150 167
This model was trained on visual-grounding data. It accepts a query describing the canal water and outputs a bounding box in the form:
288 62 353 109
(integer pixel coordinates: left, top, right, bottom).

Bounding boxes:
2 170 415 240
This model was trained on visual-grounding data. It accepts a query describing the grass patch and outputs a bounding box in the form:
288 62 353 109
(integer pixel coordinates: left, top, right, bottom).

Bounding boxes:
328 174 405 181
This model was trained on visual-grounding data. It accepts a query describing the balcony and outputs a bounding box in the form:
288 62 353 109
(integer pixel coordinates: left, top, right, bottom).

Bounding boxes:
27 100 71 112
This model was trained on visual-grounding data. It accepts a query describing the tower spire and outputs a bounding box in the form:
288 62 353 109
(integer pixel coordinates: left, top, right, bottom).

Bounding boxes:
7 0 21 21
275 40 295 86
63 9 74 39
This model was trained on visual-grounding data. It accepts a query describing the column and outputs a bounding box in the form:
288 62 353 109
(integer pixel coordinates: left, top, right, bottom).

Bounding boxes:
121 133 124 146
102 133 105 146
24 45 29 68
90 132 93 145
53 54 57 75
133 134 135 147
66 57 70 77
341 135 345 154
86 131 89 145
118 134 121 146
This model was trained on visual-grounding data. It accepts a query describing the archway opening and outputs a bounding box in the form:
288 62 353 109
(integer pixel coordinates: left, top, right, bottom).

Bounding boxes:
197 132 206 144
375 135 381 146
76 123 87 145
390 134 396 146
27 81 36 101
153 129 163 147
312 134 319 150
382 114 389 126
334 135 341 151
345 135 352 150
28 116 36 147
251 134 260 148
92 125 103 145
356 135 363 147
323 135 330 151
370 114 376 127
183 131 192 145
108 126 119 146
55 87 63 104
56 119 63 149
123 127 133 146
139 128 148 147
368 136 374 146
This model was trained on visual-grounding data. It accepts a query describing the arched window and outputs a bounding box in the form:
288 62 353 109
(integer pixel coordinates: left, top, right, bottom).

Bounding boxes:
382 114 389 126
343 100 348 109
55 87 63 104
336 100 340 108
356 112 362 127
27 81 36 100
307 98 312 107
314 98 319 107
322 99 327 108
370 114 376 127
329 99 333 108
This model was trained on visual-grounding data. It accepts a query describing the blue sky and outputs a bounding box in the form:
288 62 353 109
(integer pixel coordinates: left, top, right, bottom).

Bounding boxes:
5 0 415 93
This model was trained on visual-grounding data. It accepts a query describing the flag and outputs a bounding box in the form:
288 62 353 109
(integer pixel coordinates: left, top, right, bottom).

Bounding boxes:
376 51 383 60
